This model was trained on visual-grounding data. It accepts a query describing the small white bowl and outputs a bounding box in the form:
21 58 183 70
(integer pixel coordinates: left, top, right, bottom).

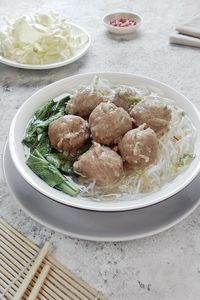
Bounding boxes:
102 12 142 35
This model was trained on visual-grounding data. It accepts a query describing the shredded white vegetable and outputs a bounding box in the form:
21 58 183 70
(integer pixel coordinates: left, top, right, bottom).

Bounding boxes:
0 11 87 64
75 79 196 201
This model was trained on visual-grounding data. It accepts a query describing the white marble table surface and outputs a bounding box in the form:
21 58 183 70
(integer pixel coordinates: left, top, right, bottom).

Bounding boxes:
1 0 200 299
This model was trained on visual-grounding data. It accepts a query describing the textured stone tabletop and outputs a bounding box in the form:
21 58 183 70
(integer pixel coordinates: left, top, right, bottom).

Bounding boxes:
1 0 200 299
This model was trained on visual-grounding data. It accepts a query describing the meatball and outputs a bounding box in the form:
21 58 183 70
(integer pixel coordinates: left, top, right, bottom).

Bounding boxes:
48 115 89 154
118 126 159 168
73 143 123 185
66 87 104 118
89 102 132 145
130 102 171 137
113 86 137 111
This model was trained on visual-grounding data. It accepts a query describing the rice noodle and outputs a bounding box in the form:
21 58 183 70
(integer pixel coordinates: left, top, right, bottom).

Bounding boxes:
75 81 196 202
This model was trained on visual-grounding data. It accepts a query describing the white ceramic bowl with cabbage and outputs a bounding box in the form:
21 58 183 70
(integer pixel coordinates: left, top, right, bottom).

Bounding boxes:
0 12 91 69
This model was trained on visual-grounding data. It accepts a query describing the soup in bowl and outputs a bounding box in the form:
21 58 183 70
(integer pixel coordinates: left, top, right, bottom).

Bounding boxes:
8 73 200 212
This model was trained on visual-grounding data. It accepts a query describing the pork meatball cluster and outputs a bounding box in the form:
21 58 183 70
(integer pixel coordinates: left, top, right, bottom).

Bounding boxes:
66 86 104 118
48 81 172 186
73 143 123 185
118 126 159 168
48 115 89 154
89 102 132 145
130 101 171 137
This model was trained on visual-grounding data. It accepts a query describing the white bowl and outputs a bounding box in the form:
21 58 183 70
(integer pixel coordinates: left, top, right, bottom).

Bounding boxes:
102 12 142 35
8 72 200 212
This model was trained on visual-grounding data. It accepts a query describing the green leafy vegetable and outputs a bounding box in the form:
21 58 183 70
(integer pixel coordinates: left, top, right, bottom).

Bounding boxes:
43 139 92 175
26 150 79 196
22 126 38 149
35 131 92 176
51 96 68 114
35 99 55 120
35 133 51 156
45 152 75 174
22 96 70 148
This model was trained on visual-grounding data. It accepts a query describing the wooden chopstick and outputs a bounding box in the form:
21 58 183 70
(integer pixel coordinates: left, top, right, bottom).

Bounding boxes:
13 242 51 300
27 264 50 300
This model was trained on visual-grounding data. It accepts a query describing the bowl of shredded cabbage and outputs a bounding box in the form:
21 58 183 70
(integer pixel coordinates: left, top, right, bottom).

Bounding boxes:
0 11 91 69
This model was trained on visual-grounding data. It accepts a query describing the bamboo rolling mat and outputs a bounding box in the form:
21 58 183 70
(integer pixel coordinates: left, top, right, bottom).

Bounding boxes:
0 219 107 300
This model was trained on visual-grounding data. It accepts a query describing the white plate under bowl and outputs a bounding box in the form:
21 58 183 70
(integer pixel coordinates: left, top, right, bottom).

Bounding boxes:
3 142 200 241
0 23 91 70
8 72 200 212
